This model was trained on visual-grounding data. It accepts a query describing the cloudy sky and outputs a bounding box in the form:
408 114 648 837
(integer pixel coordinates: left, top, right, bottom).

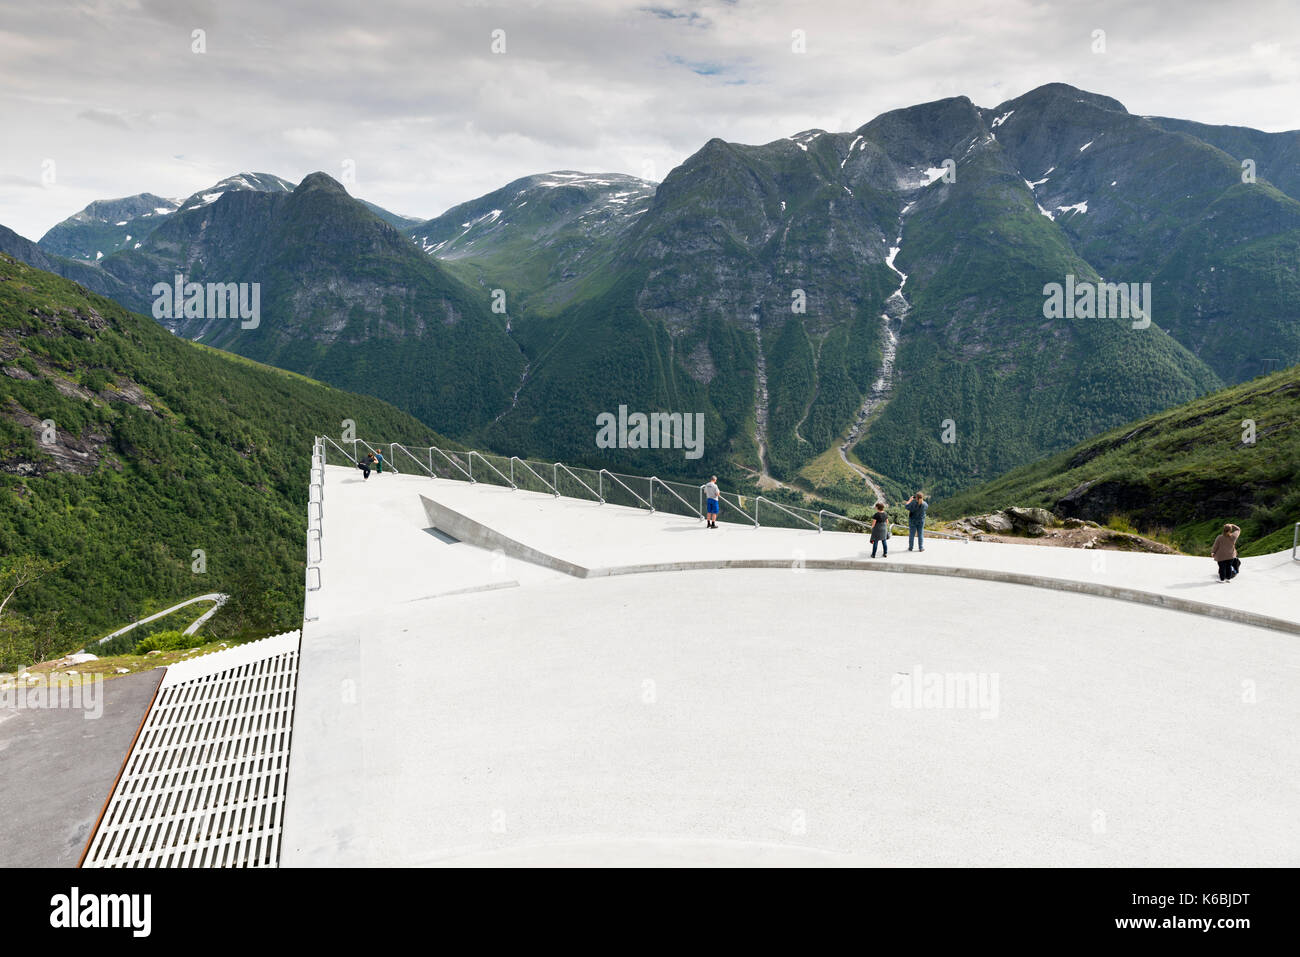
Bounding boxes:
1 0 1296 240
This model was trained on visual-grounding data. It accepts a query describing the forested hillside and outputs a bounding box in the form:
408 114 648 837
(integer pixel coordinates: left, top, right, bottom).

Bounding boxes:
937 364 1300 556
0 254 447 669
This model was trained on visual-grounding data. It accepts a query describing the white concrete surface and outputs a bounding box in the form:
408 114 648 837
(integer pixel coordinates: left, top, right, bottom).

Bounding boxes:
281 466 1300 867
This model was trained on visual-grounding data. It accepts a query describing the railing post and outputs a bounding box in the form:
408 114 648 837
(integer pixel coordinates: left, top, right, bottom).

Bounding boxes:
510 457 515 486
598 471 603 501
469 452 474 483
649 478 654 512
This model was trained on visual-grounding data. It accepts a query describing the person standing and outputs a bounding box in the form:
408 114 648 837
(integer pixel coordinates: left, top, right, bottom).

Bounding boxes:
905 492 928 552
374 448 385 474
703 476 721 529
1211 523 1242 582
870 501 890 558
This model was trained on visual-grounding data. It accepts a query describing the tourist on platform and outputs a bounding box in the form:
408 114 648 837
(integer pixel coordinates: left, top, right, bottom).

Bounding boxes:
1211 524 1242 582
359 451 378 481
906 492 928 551
870 501 890 558
703 476 721 528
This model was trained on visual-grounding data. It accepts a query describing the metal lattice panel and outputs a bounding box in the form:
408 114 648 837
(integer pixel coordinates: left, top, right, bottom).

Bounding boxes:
83 631 300 868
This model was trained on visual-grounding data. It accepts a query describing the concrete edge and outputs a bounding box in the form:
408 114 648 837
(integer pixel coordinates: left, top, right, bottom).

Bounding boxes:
420 494 588 578
591 560 1300 637
416 493 1300 637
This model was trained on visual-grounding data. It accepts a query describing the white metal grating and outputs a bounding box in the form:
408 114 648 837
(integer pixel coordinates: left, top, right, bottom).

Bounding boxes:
83 631 301 868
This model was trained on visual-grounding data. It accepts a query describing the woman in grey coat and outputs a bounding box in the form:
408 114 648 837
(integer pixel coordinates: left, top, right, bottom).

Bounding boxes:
870 502 890 558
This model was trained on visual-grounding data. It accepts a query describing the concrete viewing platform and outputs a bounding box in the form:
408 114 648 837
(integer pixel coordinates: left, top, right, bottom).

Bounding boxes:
281 466 1300 867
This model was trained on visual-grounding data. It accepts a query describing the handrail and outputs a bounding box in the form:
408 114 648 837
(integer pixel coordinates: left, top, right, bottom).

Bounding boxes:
1294 522 1299 561
512 456 559 496
320 434 357 465
431 445 474 482
820 508 870 533
391 443 434 477
756 495 820 530
718 491 760 527
469 450 516 489
307 526 322 563
310 436 971 543
650 476 703 519
600 469 651 510
554 463 603 503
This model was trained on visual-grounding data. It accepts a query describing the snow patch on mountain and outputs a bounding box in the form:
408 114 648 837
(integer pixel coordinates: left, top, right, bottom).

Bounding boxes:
840 135 865 168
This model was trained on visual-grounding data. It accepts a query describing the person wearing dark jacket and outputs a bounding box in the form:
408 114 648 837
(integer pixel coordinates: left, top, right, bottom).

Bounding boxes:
359 452 378 480
905 492 928 551
1211 524 1242 582
870 502 890 558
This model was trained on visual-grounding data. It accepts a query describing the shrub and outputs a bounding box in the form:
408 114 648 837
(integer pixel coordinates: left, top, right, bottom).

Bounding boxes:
134 629 195 653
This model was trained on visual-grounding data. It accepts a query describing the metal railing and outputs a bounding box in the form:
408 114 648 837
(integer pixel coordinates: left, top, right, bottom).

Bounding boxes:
320 434 356 464
312 435 969 542
392 443 434 477
432 445 473 481
651 476 703 519
600 469 651 510
1294 522 1299 561
470 450 516 489
757 495 819 530
512 457 559 496
305 439 326 622
555 462 603 503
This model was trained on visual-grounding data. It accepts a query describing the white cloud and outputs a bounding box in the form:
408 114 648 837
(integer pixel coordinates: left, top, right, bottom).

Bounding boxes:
0 0 1296 240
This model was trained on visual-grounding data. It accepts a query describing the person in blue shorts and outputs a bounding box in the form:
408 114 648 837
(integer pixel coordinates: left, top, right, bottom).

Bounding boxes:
704 476 721 528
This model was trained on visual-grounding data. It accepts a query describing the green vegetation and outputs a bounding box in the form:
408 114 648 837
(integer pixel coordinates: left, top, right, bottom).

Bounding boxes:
134 629 196 653
0 253 450 669
936 365 1300 556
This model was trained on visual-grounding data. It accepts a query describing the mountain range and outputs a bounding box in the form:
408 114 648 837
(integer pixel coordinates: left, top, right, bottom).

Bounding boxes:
3 82 1297 498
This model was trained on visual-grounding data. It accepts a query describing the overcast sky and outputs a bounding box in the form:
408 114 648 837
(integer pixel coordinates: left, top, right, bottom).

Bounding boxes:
1 0 1296 240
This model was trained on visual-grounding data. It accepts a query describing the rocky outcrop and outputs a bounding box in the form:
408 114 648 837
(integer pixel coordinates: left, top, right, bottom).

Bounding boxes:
951 506 1060 536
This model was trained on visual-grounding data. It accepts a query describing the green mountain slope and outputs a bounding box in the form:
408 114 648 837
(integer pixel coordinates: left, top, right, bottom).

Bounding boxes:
407 171 656 314
88 173 527 434
986 85 1300 383
0 253 447 667
935 365 1300 556
486 88 1228 497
